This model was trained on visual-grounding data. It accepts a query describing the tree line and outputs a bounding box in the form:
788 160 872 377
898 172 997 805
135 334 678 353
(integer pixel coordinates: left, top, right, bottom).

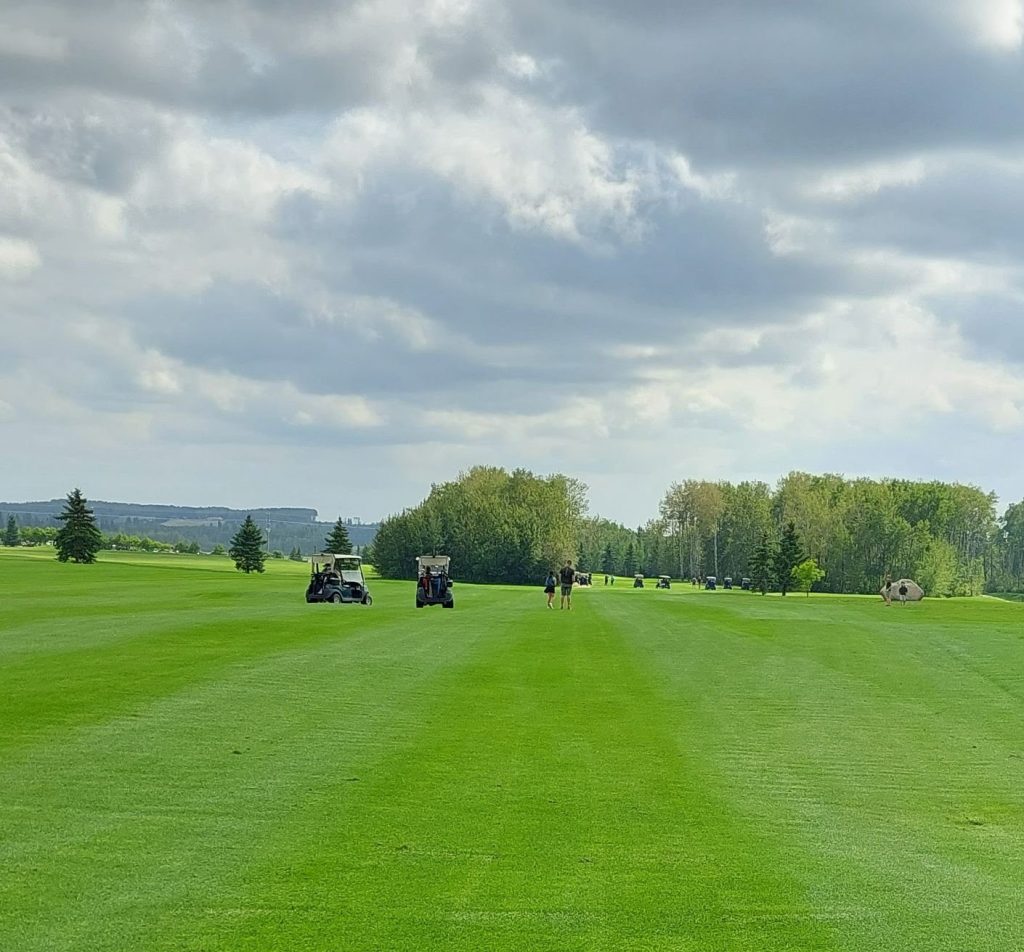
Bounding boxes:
0 504 376 558
370 469 1024 595
4 520 217 555
3 495 357 576
13 473 1024 596
641 474 1004 596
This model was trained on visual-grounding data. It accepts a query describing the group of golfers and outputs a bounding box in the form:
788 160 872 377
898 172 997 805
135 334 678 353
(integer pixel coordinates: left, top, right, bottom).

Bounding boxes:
547 566 918 608
544 561 577 609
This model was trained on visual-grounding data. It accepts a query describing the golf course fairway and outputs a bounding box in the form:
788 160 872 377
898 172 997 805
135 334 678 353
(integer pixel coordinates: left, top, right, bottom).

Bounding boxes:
2 548 1023 951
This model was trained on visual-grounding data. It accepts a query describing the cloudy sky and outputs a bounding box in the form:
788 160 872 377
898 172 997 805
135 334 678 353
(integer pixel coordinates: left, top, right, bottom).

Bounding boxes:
2 0 1023 525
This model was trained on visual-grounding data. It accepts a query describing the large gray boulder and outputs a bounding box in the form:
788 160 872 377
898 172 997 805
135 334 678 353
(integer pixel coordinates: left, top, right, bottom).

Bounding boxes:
880 578 924 602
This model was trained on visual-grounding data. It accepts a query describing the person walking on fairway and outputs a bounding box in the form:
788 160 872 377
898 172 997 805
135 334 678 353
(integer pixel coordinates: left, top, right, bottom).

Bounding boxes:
898 581 908 605
544 569 557 609
559 560 576 610
883 576 893 606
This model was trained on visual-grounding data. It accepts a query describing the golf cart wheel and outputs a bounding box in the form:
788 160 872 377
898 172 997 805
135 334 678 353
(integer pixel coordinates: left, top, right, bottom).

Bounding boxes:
329 592 342 604
443 600 454 609
416 600 424 608
363 595 372 606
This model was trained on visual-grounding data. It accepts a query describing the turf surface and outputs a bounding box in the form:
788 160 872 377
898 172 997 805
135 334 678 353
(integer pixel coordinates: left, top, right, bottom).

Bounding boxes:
2 549 1024 951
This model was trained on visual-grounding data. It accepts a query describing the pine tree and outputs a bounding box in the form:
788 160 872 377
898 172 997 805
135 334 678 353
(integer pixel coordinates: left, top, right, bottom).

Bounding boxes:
601 543 614 574
54 489 103 564
229 515 266 574
289 546 305 562
623 541 637 576
774 521 804 596
749 531 777 595
3 515 19 547
324 518 353 554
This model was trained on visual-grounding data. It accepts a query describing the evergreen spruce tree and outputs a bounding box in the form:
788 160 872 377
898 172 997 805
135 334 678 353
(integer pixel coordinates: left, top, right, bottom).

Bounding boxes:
229 515 266 574
3 515 19 547
54 489 103 564
749 531 777 595
623 541 637 576
774 521 804 596
324 518 353 554
601 543 614 575
289 546 305 562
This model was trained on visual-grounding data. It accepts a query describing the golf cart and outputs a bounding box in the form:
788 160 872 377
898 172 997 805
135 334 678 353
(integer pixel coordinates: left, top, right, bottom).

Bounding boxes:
633 574 645 588
416 555 454 608
656 575 671 589
740 577 751 590
723 576 733 589
705 576 717 590
306 553 372 605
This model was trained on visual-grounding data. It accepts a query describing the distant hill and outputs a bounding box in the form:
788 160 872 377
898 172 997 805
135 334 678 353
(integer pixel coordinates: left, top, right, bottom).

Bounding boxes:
0 499 378 556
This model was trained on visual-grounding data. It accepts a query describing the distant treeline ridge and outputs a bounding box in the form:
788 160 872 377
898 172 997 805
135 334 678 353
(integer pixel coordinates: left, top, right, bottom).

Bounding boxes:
0 499 378 556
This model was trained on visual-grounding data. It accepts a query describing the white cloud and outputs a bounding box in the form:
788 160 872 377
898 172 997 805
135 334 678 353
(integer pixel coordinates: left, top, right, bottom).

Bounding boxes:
3 0 1024 524
136 353 183 396
500 52 541 80
807 157 932 202
425 399 610 442
668 154 735 201
323 88 646 243
132 124 326 220
762 210 834 256
957 0 1024 50
0 236 40 275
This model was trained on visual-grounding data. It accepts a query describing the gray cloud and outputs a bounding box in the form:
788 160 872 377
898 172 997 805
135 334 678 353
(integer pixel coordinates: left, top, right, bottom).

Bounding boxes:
507 1 1024 166
820 160 1024 262
2 0 1023 522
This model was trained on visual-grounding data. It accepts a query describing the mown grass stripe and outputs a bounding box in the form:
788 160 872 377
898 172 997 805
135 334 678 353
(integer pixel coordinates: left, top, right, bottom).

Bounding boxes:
597 589 1024 951
177 591 837 952
0 585 500 952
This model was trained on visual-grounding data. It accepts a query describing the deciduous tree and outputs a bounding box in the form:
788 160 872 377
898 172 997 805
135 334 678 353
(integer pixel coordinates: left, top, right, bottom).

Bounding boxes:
373 467 586 583
792 558 825 596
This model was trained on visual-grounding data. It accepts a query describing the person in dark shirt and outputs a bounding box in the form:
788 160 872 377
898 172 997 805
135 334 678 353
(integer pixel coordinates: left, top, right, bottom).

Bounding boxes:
559 560 576 610
544 570 557 609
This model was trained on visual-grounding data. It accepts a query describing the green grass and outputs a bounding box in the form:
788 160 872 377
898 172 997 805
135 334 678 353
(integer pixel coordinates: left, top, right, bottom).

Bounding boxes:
2 548 1024 951
989 591 1024 603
